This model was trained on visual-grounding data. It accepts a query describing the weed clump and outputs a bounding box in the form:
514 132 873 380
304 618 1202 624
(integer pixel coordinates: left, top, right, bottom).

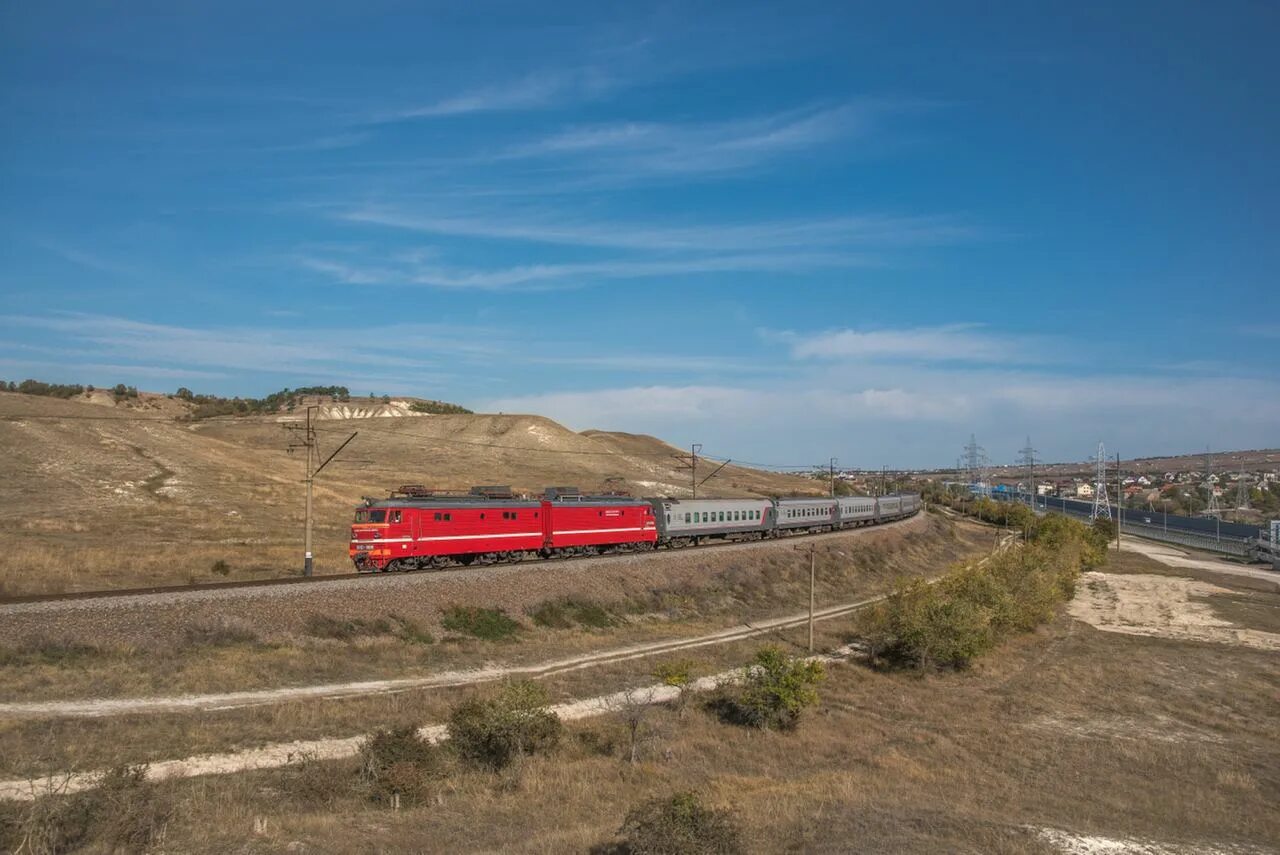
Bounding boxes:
359 725 442 806
304 614 394 640
528 597 617 629
447 681 562 769
182 616 258 648
710 646 824 731
441 605 521 641
210 559 231 576
614 790 743 855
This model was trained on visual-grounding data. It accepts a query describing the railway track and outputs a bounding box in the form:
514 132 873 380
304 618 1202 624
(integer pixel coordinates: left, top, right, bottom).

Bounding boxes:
0 511 922 607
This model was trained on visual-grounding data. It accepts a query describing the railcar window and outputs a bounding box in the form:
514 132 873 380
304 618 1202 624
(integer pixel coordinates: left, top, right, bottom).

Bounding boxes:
702 512 708 522
444 513 451 521
684 513 690 523
434 513 442 521
391 511 402 523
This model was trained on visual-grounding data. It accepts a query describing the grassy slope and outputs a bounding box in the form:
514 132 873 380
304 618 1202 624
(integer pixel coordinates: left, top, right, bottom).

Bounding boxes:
0 393 819 595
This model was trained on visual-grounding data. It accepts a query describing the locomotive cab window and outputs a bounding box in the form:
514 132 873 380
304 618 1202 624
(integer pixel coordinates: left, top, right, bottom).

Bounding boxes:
391 511 402 523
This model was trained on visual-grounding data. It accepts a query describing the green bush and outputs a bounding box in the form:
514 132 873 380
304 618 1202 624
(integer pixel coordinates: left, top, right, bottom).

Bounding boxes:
210 559 231 576
712 646 824 731
359 725 441 806
409 400 473 414
441 605 521 641
447 681 562 769
868 579 995 670
864 513 1101 672
616 791 743 855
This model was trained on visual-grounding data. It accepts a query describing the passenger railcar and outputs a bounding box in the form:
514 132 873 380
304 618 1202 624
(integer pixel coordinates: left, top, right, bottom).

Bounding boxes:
649 498 772 547
775 497 838 533
837 496 877 526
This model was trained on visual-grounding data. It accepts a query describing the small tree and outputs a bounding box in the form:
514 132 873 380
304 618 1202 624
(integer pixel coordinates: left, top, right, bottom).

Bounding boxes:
719 646 824 731
610 687 657 765
359 725 440 807
617 791 742 855
447 681 562 770
653 658 698 718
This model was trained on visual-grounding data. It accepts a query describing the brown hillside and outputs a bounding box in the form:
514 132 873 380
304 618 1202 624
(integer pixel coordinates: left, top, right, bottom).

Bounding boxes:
0 392 817 595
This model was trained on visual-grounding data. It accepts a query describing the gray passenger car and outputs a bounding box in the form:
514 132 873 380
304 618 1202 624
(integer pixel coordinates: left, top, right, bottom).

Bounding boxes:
649 498 772 545
775 497 838 532
837 496 877 526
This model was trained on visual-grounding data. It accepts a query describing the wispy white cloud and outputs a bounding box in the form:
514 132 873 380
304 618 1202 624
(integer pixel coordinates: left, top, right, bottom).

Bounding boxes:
498 103 873 175
0 313 497 381
338 208 977 253
773 324 1017 363
298 251 876 291
380 68 618 121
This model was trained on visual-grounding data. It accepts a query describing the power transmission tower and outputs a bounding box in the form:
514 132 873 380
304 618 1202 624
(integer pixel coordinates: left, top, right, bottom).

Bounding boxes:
1090 441 1112 521
1236 469 1251 510
963 434 988 496
1018 436 1038 508
1204 445 1221 516
284 406 357 576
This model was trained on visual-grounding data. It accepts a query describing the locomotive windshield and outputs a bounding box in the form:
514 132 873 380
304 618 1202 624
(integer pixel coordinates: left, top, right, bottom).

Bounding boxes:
355 509 387 523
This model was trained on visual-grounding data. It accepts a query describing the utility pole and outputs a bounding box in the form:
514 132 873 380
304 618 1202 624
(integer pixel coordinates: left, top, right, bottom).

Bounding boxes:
829 457 838 498
672 444 702 498
1115 452 1122 552
285 406 357 576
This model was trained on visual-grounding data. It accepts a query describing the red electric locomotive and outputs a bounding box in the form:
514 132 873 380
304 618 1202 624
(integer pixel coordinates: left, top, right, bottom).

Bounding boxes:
350 486 656 572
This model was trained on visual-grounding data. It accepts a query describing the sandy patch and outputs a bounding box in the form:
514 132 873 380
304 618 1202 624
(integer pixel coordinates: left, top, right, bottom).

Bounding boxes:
1070 572 1280 651
1034 826 1269 854
1023 713 1224 745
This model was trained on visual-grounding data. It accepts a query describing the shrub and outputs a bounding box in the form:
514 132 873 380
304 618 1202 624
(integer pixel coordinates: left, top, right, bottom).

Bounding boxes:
210 559 231 576
359 725 441 806
14 765 172 855
447 681 562 769
712 646 824 731
617 791 743 855
441 606 521 641
280 755 354 808
867 580 995 671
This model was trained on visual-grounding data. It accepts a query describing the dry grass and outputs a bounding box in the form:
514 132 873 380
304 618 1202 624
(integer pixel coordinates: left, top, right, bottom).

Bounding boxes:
0 392 821 596
9 551 1276 853
0 517 982 705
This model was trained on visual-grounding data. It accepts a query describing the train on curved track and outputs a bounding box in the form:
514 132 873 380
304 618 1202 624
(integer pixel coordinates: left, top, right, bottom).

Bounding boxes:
350 485 922 572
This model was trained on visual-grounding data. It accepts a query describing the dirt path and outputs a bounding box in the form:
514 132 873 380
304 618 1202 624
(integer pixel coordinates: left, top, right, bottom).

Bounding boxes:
0 645 860 802
0 589 897 719
1069 571 1280 651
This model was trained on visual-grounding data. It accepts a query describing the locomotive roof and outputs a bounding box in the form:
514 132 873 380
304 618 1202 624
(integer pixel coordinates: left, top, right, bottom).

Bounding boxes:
365 497 542 508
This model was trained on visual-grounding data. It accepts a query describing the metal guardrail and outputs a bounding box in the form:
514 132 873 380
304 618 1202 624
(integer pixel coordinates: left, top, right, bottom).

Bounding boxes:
1116 520 1254 558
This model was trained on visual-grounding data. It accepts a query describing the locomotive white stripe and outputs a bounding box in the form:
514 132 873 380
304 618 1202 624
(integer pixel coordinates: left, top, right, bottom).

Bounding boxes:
552 527 650 536
417 532 542 543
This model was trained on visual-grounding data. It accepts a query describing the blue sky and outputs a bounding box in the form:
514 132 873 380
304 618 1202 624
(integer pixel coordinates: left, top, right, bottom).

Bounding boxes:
1 1 1277 468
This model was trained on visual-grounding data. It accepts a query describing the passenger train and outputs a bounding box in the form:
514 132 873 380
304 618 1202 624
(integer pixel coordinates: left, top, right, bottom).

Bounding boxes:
350 485 921 572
